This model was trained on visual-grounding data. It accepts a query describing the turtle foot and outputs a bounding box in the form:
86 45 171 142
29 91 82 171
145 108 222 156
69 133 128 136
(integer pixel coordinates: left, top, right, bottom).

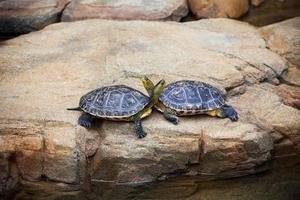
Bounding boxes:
135 115 147 139
78 114 93 128
163 112 179 125
221 105 238 122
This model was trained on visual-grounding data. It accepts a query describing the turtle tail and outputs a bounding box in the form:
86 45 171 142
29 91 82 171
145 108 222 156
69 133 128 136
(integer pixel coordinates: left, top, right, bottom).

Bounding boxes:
67 107 82 111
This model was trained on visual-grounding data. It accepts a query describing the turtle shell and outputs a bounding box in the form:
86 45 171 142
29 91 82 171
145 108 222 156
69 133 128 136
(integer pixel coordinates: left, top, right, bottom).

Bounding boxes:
159 80 226 112
79 85 149 118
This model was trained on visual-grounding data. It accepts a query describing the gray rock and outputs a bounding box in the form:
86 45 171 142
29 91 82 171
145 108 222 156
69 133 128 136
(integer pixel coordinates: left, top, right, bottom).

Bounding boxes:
62 0 188 22
0 0 70 34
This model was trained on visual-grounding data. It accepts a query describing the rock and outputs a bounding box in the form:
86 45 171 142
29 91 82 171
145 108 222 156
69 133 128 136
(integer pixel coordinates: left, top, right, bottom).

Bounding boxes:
61 0 188 22
231 84 300 151
184 18 288 83
14 181 81 200
0 152 20 196
251 0 264 7
241 0 300 27
195 122 273 178
188 0 249 19
43 122 79 183
281 64 300 86
227 85 247 97
0 19 297 186
259 17 300 67
0 0 70 34
274 84 300 109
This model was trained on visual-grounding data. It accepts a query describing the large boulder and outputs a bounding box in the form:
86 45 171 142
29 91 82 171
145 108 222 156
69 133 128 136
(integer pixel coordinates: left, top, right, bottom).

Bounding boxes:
188 0 249 19
0 0 70 34
259 17 300 67
0 19 298 190
259 17 300 116
61 0 188 22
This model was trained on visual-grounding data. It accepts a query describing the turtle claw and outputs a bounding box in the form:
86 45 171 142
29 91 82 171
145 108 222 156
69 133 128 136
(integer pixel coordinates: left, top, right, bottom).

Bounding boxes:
163 112 179 125
229 112 238 122
78 114 93 128
137 131 147 139
80 120 92 128
172 119 179 125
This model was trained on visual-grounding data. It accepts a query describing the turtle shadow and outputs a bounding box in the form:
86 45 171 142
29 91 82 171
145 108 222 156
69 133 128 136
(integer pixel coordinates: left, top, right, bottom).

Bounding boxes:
91 118 103 129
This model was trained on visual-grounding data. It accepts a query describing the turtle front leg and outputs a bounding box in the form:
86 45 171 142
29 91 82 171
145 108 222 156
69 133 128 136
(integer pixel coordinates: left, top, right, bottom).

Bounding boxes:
163 109 179 125
218 105 238 122
134 115 147 139
78 113 94 128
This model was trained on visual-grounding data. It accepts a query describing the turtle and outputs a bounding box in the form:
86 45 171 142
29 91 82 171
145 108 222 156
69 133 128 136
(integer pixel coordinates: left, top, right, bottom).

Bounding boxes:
67 79 165 138
142 76 238 124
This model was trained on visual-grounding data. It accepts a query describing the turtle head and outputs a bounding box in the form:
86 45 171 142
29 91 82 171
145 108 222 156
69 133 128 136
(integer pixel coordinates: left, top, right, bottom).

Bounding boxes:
142 76 154 95
142 79 165 111
151 79 165 103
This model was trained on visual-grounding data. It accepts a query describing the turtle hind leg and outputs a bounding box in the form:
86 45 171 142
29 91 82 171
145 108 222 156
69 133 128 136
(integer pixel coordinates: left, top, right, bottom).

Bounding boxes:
134 115 147 139
78 113 94 128
218 105 238 122
163 109 179 125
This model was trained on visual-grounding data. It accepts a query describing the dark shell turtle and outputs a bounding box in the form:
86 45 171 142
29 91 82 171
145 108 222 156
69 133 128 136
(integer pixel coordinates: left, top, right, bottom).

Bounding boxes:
159 80 226 113
142 77 238 124
79 85 149 119
68 80 166 138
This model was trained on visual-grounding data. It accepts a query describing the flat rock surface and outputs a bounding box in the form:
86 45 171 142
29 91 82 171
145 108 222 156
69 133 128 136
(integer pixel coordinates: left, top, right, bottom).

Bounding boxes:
61 0 188 22
0 0 70 34
0 18 299 188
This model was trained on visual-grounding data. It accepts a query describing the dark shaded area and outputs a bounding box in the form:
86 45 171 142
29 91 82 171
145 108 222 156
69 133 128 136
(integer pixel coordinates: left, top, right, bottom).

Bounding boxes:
0 152 21 200
8 164 300 200
180 11 197 22
241 0 300 27
0 33 21 42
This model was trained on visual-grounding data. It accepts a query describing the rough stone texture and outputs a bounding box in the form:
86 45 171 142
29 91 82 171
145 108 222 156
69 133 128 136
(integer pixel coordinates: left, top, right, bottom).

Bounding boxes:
184 18 287 84
0 19 298 190
0 0 70 34
241 0 300 27
274 84 300 109
188 0 249 19
0 152 20 196
259 17 300 68
62 0 188 22
258 18 300 161
232 84 300 152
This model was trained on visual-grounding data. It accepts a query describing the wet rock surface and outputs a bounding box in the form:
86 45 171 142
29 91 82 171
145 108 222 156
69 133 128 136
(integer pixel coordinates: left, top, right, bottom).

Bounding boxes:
241 0 300 26
0 18 299 195
10 165 300 200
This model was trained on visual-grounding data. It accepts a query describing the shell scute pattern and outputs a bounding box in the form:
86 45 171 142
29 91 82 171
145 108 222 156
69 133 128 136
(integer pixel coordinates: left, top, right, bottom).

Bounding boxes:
79 85 149 118
160 80 226 111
